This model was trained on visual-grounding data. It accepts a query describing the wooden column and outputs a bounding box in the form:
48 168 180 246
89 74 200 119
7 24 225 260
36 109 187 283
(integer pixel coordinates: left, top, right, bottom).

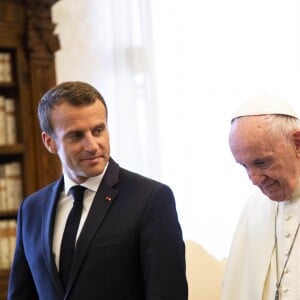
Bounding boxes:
26 0 62 189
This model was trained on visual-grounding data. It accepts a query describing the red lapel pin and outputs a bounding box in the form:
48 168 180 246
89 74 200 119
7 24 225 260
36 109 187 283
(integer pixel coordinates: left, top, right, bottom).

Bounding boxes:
105 196 112 202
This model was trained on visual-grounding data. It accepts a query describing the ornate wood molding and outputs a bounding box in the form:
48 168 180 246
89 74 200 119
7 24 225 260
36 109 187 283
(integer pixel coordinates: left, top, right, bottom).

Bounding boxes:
26 0 60 57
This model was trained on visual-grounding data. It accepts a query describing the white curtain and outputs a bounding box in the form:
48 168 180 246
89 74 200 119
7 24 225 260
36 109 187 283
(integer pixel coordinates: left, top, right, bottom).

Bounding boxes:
149 0 300 259
52 0 300 259
53 0 160 178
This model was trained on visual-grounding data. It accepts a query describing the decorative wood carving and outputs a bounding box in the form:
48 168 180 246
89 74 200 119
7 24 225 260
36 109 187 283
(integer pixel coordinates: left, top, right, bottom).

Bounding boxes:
26 0 60 57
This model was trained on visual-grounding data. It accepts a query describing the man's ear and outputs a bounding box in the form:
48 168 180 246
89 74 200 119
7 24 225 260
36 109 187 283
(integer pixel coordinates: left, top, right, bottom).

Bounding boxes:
41 132 58 154
292 130 300 157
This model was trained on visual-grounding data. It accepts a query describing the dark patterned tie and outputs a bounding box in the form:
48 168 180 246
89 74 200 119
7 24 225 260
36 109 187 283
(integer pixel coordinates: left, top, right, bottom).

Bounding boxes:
59 185 86 289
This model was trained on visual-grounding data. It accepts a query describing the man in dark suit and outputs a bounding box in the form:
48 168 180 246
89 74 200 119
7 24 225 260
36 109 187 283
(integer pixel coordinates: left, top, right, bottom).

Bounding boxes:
8 81 188 300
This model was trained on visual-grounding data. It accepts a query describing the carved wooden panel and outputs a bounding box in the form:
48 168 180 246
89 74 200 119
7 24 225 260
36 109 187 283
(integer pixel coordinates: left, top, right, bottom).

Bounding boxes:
26 0 60 57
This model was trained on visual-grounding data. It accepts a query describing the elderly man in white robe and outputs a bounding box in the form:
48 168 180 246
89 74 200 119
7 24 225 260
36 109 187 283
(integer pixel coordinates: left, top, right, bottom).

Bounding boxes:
222 95 300 300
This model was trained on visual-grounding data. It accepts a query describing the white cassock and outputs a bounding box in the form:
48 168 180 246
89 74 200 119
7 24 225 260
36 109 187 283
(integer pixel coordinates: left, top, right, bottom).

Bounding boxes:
221 183 300 300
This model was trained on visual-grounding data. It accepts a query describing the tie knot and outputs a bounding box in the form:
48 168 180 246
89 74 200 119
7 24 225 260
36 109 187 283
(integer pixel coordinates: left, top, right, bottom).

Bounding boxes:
70 185 86 203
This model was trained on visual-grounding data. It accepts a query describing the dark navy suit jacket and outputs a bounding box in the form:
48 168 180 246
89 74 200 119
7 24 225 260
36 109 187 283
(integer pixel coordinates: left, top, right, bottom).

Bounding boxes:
8 158 188 299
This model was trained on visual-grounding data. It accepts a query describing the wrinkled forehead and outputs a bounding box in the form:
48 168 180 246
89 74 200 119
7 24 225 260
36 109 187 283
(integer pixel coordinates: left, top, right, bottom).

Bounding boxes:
229 116 270 151
230 115 266 135
229 117 274 161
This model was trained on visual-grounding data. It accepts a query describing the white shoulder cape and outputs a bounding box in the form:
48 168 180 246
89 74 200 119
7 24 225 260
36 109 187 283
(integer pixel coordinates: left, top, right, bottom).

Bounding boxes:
221 191 277 300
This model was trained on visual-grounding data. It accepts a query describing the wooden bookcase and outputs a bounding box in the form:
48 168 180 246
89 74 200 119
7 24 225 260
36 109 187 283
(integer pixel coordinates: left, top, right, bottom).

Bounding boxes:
0 0 61 298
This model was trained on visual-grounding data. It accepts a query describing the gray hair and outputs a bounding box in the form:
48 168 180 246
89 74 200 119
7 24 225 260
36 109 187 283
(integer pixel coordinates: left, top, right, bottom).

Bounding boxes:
232 114 300 141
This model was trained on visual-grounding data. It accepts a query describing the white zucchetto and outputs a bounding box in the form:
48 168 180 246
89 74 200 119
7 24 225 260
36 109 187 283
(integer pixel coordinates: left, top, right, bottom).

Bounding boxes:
232 94 299 121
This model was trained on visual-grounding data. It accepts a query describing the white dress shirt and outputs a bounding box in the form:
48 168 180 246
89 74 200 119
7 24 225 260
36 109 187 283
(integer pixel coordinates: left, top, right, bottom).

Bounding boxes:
52 165 108 271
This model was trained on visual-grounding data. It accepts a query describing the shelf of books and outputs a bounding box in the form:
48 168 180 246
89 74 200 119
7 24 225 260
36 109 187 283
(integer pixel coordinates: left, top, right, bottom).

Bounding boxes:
0 48 22 282
0 1 61 297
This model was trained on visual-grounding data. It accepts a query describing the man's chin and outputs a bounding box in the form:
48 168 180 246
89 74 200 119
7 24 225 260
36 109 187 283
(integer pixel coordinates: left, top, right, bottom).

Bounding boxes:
262 189 285 202
85 167 106 178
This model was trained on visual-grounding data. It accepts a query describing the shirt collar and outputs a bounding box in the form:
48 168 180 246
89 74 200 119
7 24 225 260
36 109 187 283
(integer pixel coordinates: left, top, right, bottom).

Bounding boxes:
63 162 109 195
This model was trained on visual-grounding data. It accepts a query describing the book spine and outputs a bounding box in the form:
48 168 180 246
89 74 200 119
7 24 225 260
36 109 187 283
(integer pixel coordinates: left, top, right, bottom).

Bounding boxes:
5 98 17 145
0 164 7 212
3 53 12 83
0 53 5 82
5 162 23 211
0 220 16 269
0 95 6 145
0 221 10 269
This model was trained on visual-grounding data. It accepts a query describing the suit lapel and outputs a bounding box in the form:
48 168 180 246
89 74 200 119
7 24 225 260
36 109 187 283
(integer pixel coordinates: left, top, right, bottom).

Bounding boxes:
41 178 65 292
66 159 120 295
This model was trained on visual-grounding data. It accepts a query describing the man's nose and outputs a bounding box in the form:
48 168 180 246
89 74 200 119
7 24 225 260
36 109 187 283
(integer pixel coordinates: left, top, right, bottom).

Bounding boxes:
83 134 98 151
247 169 265 185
